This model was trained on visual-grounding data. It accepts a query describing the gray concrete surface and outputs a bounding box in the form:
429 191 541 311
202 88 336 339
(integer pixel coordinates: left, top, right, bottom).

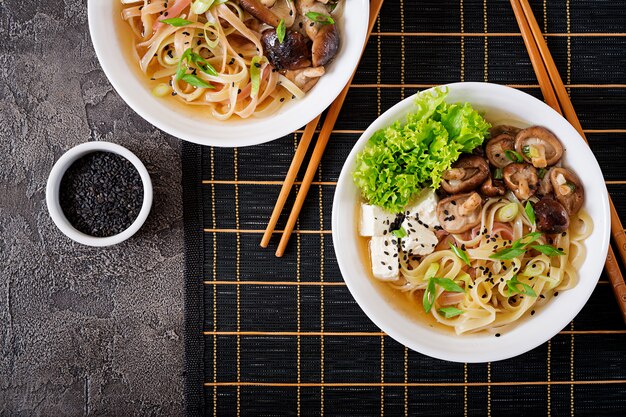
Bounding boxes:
0 1 184 415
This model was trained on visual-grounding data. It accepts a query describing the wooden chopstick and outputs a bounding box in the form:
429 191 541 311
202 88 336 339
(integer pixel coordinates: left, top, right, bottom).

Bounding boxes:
260 114 321 248
267 0 385 257
511 0 626 323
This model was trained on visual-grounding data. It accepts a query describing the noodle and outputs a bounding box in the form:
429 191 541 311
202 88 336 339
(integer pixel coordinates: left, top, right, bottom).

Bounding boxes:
120 0 342 120
384 195 593 335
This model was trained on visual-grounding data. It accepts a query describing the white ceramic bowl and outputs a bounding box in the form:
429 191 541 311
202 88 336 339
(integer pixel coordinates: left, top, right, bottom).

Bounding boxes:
46 141 153 247
87 1 369 147
332 82 610 363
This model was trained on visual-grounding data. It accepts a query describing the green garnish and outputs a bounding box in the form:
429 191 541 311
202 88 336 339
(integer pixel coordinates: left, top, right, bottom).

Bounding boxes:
161 17 193 27
506 275 537 297
352 88 491 212
438 307 465 318
522 145 531 157
191 0 214 14
525 201 536 225
490 232 543 260
449 242 471 266
176 48 217 83
250 55 268 98
180 74 214 88
566 183 576 193
305 11 335 25
276 19 286 43
392 227 407 238
493 168 503 180
423 277 465 313
537 168 547 179
505 149 523 163
530 245 565 256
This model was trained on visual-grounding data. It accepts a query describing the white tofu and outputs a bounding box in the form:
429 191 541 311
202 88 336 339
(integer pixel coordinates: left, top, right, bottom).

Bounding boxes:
360 203 396 237
400 222 438 257
402 189 441 229
369 236 400 281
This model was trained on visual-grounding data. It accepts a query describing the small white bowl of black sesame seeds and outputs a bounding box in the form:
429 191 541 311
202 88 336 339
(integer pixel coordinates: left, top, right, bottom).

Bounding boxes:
46 142 153 247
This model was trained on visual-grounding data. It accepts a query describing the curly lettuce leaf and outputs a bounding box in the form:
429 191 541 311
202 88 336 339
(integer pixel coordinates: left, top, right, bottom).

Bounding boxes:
353 87 491 212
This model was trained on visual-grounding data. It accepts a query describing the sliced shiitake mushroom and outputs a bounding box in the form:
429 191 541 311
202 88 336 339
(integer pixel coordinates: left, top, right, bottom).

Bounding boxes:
261 29 311 70
503 163 538 201
485 133 516 169
534 197 570 234
436 192 483 234
537 167 553 196
480 176 507 197
440 155 489 194
550 167 584 215
240 0 282 27
515 126 564 168
312 23 339 67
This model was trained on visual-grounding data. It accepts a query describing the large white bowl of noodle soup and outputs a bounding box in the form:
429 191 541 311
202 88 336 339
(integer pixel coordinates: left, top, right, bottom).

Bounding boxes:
87 1 369 147
332 82 610 363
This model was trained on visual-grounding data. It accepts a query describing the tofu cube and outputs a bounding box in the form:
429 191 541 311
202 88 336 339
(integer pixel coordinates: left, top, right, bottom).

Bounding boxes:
360 203 396 237
369 236 400 281
403 189 441 229
400 221 439 257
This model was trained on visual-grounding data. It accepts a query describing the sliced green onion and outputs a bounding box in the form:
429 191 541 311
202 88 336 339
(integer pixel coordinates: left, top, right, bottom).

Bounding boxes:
203 22 221 49
566 183 576 193
161 17 193 27
506 275 537 297
180 74 214 88
537 168 547 179
449 242 471 266
422 277 465 314
191 53 218 76
175 48 194 80
493 168 503 180
432 277 465 293
250 55 268 98
438 307 464 318
276 19 286 43
424 263 440 280
530 245 565 256
490 231 543 260
525 201 536 225
505 149 523 163
496 202 519 223
191 0 214 14
151 83 172 97
392 227 407 238
305 11 335 25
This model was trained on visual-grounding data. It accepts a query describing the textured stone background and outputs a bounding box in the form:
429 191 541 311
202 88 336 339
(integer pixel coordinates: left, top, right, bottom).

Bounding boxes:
0 1 184 415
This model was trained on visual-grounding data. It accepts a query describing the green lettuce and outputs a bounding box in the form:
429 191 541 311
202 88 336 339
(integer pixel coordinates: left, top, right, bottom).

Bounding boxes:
353 87 491 212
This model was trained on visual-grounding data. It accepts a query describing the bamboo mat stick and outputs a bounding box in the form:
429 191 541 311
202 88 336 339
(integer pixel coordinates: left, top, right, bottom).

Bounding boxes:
511 0 626 323
273 0 385 257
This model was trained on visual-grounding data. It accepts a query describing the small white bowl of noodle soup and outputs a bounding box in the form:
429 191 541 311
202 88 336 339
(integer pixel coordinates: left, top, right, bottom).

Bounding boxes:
332 82 610 363
88 0 368 147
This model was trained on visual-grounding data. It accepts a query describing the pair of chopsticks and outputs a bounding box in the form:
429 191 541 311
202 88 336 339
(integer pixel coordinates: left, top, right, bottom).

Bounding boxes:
510 0 626 323
260 0 385 257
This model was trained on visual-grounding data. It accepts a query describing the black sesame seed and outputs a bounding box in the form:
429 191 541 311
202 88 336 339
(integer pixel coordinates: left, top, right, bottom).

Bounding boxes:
531 310 535 315
59 152 143 237
495 333 501 337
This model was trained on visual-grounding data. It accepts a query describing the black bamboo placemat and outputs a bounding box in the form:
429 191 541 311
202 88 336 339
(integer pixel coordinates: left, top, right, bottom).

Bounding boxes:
182 1 626 415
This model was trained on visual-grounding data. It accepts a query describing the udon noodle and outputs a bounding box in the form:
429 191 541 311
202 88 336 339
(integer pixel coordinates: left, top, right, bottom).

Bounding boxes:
120 0 341 120
390 194 593 335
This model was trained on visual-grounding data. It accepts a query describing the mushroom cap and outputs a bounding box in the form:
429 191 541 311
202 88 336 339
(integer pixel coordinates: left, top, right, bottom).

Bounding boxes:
503 163 539 201
534 197 570 234
550 167 584 215
312 23 339 67
240 0 282 27
436 192 483 234
480 176 507 197
485 133 516 169
261 29 311 70
515 126 564 168
440 155 489 194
